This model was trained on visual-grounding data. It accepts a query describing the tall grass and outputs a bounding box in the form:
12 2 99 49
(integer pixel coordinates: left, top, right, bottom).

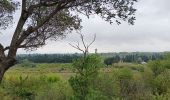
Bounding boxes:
0 62 170 100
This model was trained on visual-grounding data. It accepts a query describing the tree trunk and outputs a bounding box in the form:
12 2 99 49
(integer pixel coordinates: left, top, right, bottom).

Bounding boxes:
0 59 16 82
0 43 16 82
0 63 7 82
0 65 5 82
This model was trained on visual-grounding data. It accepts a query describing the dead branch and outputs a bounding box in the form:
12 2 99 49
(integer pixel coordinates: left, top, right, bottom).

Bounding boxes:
69 33 96 57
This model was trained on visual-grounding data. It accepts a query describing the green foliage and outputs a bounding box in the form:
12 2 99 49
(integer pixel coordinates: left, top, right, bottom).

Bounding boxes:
36 81 72 100
86 89 109 100
69 54 102 100
148 60 166 76
39 74 60 83
111 68 154 100
146 53 170 96
148 53 170 76
104 56 120 66
114 63 144 72
103 52 164 64
16 52 165 64
1 75 36 100
72 54 101 75
163 52 170 60
151 93 169 100
17 54 81 63
0 0 14 11
1 56 170 100
93 73 119 99
153 70 170 95
20 59 36 68
0 73 72 100
116 68 133 79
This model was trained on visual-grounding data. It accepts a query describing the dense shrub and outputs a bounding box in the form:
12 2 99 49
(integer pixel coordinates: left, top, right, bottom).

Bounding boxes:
148 60 166 76
153 70 170 95
20 59 36 68
148 53 170 76
0 74 71 100
69 54 102 100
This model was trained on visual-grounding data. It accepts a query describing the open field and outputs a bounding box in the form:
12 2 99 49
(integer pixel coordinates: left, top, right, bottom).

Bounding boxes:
1 61 170 100
5 63 75 80
5 63 146 80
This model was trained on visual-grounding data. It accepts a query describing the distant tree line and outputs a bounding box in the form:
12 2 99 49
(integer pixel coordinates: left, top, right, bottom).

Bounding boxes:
16 53 81 63
16 52 165 64
104 52 164 66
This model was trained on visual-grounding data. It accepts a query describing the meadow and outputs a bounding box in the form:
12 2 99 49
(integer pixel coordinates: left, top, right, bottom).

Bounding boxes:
1 58 170 100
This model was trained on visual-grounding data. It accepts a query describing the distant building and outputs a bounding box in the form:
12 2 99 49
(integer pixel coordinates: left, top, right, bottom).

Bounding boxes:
141 61 147 64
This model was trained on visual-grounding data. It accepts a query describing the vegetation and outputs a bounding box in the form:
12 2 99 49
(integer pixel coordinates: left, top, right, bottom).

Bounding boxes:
0 53 170 99
103 52 164 66
69 54 101 100
0 73 72 100
0 1 169 100
17 54 81 63
16 52 164 64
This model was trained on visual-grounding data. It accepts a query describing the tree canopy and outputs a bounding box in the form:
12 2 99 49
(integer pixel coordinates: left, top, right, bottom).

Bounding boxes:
0 0 19 29
1 0 137 50
0 0 137 81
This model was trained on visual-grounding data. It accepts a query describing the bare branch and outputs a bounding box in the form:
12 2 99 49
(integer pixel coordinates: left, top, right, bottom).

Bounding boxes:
69 43 84 53
69 33 96 58
79 33 87 50
87 34 96 48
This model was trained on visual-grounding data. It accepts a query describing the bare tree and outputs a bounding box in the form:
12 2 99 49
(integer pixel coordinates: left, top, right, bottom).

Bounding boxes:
0 0 137 81
69 33 96 57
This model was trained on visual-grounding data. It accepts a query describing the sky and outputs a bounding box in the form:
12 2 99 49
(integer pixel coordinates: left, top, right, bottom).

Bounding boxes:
1 0 170 54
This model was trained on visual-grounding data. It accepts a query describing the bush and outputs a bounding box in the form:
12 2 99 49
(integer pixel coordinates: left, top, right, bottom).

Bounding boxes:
93 73 119 99
148 53 170 76
20 59 36 68
86 89 109 100
153 70 170 95
112 68 153 100
36 81 72 100
69 54 102 100
0 74 71 100
148 60 166 76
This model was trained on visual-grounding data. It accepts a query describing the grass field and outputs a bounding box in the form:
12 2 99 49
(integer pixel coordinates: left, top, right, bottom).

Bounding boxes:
5 62 145 80
1 62 170 100
5 63 74 80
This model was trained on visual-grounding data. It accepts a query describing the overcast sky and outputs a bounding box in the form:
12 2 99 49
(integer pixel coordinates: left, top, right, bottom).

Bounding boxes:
1 0 170 54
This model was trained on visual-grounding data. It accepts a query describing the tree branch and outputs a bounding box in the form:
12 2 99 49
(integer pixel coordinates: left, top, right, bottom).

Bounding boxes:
80 33 87 50
22 0 26 11
8 0 30 58
0 43 5 60
69 33 96 58
28 0 74 12
4 43 45 51
87 34 96 48
16 3 68 47
69 43 84 53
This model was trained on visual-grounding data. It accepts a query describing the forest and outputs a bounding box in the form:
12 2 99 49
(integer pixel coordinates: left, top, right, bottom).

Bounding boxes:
16 52 164 64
